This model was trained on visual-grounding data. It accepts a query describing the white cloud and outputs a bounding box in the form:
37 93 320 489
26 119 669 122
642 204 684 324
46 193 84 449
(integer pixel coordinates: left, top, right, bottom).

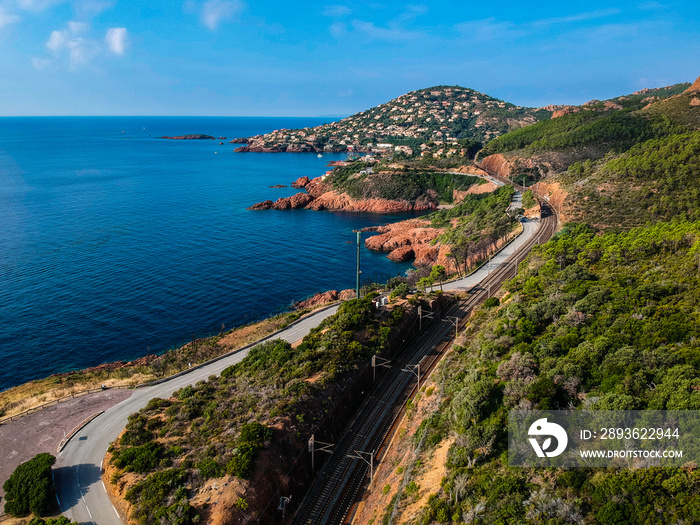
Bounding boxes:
31 57 51 69
396 4 427 23
0 7 20 28
185 0 245 31
46 29 68 51
67 20 88 33
329 21 347 38
351 20 424 41
323 5 351 17
105 27 127 54
74 0 113 19
17 0 65 12
533 9 621 27
639 1 666 10
45 22 99 68
455 18 519 41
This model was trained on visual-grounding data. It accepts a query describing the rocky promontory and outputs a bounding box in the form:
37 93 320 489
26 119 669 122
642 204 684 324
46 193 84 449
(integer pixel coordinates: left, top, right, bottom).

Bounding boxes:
294 289 356 309
248 176 439 213
364 219 450 268
160 134 217 140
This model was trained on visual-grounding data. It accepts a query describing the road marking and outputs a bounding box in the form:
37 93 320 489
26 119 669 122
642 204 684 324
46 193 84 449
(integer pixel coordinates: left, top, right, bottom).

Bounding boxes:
102 481 106 491
86 505 93 519
55 494 61 507
113 505 120 517
100 460 103 470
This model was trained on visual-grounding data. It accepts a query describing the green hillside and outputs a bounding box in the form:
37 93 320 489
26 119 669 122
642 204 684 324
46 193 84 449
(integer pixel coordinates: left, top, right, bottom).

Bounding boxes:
391 76 700 524
396 222 700 524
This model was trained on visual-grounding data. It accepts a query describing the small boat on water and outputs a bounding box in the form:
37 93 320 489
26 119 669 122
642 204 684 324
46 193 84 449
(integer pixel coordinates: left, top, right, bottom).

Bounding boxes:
317 153 323 158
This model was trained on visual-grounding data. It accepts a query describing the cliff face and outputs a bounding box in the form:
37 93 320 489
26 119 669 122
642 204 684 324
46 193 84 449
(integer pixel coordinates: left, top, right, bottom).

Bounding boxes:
364 218 461 271
293 289 355 309
307 191 437 212
531 180 569 222
480 153 518 179
684 75 700 94
248 176 439 213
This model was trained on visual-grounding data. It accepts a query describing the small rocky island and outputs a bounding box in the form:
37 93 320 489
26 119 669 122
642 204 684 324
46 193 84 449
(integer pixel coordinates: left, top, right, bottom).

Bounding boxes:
160 134 224 140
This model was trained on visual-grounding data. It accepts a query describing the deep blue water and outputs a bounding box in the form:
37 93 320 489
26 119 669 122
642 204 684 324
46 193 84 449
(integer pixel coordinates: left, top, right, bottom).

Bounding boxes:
0 117 414 390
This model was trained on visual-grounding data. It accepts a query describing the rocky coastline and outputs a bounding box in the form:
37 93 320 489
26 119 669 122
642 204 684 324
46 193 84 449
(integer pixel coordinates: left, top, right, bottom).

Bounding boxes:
160 134 224 140
248 176 439 213
293 289 356 309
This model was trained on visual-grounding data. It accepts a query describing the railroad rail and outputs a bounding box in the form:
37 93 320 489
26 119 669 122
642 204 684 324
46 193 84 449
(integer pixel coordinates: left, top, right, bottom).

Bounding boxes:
293 203 557 524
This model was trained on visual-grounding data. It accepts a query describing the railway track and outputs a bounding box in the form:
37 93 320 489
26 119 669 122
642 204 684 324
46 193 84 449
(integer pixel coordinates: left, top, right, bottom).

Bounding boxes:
293 203 557 525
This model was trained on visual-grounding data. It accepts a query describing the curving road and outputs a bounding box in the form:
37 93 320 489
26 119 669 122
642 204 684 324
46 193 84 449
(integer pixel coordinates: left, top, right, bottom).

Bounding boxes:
54 306 341 525
55 192 543 525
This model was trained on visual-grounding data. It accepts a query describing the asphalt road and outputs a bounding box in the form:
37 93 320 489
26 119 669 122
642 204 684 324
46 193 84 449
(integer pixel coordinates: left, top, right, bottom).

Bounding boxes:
55 193 538 525
54 305 340 525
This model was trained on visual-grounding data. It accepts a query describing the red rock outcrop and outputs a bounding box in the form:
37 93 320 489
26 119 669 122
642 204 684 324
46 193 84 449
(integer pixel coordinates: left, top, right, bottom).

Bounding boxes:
452 181 498 203
250 172 438 213
294 289 355 309
550 105 581 119
365 219 441 251
160 134 215 140
684 75 700 94
531 180 569 222
365 219 452 268
306 191 437 212
304 177 331 198
248 200 275 210
387 246 415 262
247 192 313 210
291 176 311 188
480 154 515 179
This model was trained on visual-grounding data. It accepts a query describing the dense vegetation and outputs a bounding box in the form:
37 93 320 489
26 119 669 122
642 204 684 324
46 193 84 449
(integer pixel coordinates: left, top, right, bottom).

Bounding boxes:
479 109 684 159
392 222 700 524
330 164 483 203
3 453 56 517
386 78 700 524
109 296 410 524
478 83 691 161
562 131 700 228
429 186 518 276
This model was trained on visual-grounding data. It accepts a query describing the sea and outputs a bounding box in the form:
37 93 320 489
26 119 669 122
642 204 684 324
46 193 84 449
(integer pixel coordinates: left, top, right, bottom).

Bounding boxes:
0 117 417 391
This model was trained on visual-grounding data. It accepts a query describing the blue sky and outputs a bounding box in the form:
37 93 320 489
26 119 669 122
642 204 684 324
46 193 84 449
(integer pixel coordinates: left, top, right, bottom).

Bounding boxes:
0 0 698 116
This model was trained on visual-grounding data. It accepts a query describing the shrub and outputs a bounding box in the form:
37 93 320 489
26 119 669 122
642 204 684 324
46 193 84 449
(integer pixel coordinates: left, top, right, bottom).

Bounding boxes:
195 458 223 479
112 442 165 473
390 282 410 300
125 469 189 525
28 518 76 525
483 297 500 308
225 443 258 478
238 422 273 446
3 453 56 517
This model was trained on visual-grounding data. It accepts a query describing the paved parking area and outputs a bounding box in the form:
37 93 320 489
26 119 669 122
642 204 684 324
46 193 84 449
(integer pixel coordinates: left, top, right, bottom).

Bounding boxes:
0 388 133 501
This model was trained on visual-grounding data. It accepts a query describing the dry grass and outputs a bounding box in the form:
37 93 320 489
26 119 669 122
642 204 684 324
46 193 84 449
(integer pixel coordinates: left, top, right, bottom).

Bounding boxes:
0 309 311 420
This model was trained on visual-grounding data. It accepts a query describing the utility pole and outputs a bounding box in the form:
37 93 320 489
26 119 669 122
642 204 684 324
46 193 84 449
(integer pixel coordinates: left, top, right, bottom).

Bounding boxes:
443 316 460 339
372 355 391 381
308 435 334 470
278 496 292 518
418 305 434 332
347 450 374 491
353 230 362 300
402 362 421 391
